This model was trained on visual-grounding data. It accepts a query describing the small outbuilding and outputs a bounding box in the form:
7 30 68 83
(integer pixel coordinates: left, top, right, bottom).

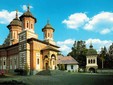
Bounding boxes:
86 43 98 73
57 55 79 72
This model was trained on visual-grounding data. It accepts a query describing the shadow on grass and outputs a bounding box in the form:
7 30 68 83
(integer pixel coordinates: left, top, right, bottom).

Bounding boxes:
0 75 10 78
0 80 27 85
36 70 51 76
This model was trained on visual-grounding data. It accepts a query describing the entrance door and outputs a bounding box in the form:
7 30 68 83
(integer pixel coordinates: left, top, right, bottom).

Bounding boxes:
45 63 49 70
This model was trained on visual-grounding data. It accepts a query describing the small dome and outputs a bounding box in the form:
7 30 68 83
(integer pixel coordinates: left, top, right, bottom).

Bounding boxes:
87 48 97 55
7 18 22 28
42 21 55 32
87 44 97 55
19 6 36 23
7 10 22 28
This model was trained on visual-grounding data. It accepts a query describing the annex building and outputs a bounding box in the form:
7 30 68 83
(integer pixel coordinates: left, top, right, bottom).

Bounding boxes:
0 6 60 75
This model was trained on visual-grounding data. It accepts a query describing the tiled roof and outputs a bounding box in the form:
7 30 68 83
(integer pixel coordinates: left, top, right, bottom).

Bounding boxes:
7 18 22 28
41 45 60 52
42 23 55 32
57 55 78 65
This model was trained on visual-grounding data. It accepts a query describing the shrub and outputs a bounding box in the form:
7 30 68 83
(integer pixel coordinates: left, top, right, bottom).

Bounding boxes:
14 69 27 75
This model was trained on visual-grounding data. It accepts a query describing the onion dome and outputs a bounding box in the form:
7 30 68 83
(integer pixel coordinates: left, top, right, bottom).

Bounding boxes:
87 42 97 55
19 5 37 23
7 10 22 29
42 20 55 32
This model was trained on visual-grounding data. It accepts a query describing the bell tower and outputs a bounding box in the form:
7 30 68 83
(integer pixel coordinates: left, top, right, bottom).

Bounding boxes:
19 5 37 32
7 10 22 45
42 20 55 45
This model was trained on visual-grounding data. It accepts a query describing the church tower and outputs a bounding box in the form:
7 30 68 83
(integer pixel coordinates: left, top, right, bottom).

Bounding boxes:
19 5 36 32
7 10 22 45
42 20 55 45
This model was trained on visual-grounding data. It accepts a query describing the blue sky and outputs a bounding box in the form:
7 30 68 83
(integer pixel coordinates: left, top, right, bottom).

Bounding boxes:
0 0 113 55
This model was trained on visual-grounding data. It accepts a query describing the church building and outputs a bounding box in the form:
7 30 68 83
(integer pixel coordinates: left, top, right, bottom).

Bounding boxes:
0 6 59 75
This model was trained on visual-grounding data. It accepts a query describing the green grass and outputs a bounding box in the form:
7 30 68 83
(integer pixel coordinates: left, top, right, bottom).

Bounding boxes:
0 70 113 85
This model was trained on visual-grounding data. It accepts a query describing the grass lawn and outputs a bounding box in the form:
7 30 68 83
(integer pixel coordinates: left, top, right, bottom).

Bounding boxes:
0 70 113 85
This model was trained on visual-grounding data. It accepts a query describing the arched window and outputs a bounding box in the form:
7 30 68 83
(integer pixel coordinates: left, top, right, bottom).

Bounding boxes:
53 61 55 65
14 32 15 38
48 33 49 37
37 59 39 64
27 21 29 28
91 59 92 63
31 24 33 29
93 59 95 63
88 59 90 64
4 61 5 65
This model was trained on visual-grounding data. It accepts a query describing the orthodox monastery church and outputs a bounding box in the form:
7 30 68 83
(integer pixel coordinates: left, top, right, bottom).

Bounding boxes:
0 6 60 75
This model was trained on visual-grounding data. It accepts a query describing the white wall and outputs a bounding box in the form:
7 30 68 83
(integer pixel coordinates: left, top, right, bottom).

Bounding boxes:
67 64 78 72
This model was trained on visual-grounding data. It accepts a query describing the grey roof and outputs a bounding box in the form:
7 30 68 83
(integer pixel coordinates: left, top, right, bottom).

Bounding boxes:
19 11 36 23
7 18 22 28
42 23 55 32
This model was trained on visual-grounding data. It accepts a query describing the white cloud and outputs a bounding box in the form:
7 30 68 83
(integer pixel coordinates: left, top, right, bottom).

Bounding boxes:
57 39 75 55
62 13 89 29
22 5 33 11
100 28 111 34
63 12 113 34
84 12 113 34
57 39 74 45
0 10 22 24
57 38 112 55
85 38 112 52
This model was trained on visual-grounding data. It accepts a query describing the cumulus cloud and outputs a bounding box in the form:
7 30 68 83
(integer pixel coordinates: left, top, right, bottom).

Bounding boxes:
84 12 113 34
0 10 22 24
22 5 33 11
57 39 75 55
63 12 113 34
100 28 111 34
85 38 112 52
62 13 89 29
57 38 112 55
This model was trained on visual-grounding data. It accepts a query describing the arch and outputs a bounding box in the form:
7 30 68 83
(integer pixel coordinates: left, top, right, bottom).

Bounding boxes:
89 68 96 73
44 55 49 70
51 54 56 60
51 54 56 70
44 55 48 59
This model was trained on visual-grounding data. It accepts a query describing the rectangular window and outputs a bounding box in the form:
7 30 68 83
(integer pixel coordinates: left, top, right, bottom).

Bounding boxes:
71 65 73 69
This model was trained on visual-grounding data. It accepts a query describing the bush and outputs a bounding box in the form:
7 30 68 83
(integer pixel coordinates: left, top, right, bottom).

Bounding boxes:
68 70 71 72
14 69 27 75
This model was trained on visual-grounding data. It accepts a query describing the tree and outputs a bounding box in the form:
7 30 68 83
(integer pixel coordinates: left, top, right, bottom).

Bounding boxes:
68 40 88 68
99 47 107 69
